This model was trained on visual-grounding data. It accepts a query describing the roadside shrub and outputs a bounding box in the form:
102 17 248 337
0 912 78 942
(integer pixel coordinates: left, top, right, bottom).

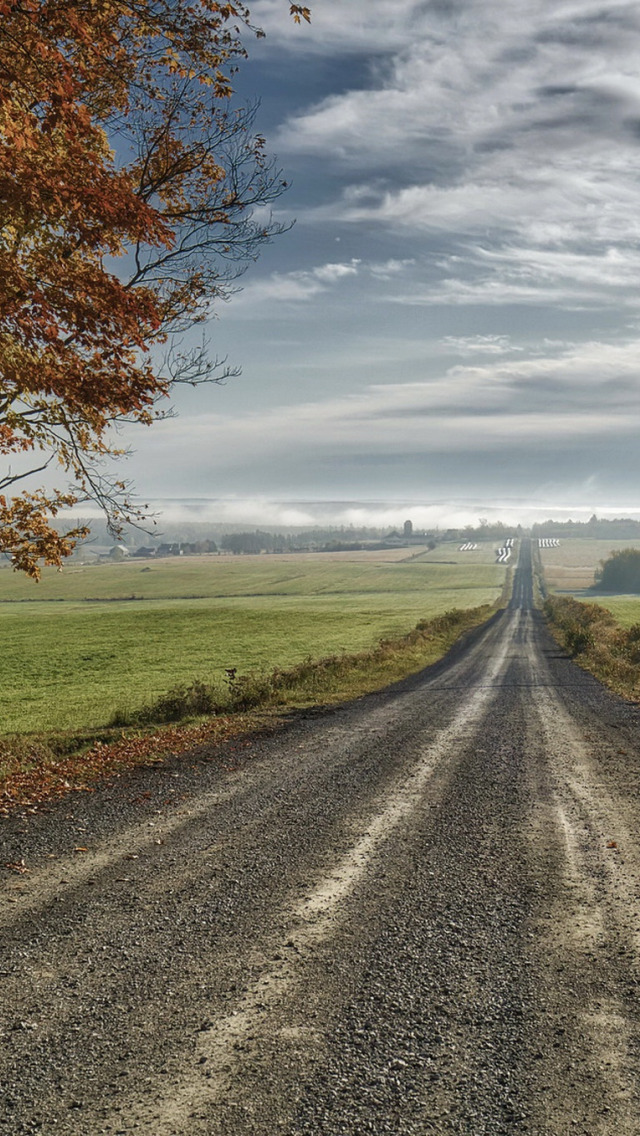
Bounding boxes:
564 625 594 656
544 595 615 657
620 623 640 664
151 680 218 721
112 679 219 726
544 594 640 695
416 608 468 634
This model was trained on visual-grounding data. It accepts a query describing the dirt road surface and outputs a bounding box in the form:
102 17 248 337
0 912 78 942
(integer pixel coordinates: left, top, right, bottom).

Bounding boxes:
3 539 640 1134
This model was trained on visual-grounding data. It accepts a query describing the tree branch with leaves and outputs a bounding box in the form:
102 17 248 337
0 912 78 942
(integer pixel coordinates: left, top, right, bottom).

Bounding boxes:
0 0 309 576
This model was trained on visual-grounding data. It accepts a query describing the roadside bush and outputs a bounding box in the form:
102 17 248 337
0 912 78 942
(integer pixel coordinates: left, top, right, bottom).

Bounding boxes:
620 623 640 664
563 625 594 656
544 594 640 697
544 595 614 655
111 680 219 726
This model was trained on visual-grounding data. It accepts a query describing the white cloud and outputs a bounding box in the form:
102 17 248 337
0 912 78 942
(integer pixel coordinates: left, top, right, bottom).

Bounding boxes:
268 1 640 310
138 337 640 478
277 1 640 163
320 160 640 249
101 2 640 511
368 258 416 279
312 259 361 283
234 258 360 304
386 242 640 308
440 335 524 356
233 256 418 306
246 275 327 302
249 0 425 55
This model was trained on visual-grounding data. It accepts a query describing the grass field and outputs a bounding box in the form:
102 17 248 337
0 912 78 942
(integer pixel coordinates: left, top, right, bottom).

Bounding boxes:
580 596 640 627
2 544 506 735
539 538 640 635
538 539 640 592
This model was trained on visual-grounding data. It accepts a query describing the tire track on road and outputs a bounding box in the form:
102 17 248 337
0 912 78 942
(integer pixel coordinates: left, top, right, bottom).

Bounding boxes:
116 613 517 1134
524 665 640 1134
6 541 640 1135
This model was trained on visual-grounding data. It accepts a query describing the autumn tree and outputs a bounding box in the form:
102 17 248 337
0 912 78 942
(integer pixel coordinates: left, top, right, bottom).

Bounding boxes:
0 0 310 576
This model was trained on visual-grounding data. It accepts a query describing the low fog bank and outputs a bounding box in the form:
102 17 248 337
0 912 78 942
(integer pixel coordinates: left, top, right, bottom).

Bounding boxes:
63 496 640 534
55 496 640 553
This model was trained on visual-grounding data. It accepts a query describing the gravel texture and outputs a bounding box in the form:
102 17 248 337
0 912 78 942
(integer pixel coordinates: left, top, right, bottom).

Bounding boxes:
3 539 640 1134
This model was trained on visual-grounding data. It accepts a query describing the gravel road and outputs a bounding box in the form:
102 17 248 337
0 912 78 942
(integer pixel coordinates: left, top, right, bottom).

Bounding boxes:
3 539 640 1135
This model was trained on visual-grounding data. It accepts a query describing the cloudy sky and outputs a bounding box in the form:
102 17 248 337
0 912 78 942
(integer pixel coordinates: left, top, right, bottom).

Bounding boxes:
126 0 640 528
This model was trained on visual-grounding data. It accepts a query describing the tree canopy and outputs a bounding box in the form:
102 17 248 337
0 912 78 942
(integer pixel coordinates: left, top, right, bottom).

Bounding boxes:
595 548 640 593
0 0 309 576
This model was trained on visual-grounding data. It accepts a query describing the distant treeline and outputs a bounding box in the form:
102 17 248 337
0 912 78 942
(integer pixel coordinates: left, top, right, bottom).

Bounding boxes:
437 522 521 542
532 516 640 539
138 529 433 557
58 518 407 551
216 528 415 554
61 514 640 560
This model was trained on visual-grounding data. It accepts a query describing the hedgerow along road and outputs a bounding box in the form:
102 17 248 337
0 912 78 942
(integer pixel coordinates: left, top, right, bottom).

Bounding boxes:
3 538 640 1134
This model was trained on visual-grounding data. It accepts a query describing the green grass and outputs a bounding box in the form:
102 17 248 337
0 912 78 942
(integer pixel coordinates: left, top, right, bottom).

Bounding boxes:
582 596 640 628
539 538 640 593
538 538 640 618
0 545 500 601
1 546 505 735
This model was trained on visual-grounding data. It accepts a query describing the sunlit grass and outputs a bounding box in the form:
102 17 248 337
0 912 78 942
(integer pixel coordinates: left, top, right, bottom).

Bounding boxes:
540 538 640 592
2 546 506 734
586 596 640 628
0 604 496 810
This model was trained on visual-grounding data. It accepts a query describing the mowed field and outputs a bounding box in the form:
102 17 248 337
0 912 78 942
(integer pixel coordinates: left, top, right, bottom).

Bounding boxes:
590 596 640 627
539 538 640 626
1 543 506 735
538 538 640 592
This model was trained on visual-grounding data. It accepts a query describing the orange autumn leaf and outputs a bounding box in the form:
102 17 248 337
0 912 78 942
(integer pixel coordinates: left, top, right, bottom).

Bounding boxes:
4 859 29 873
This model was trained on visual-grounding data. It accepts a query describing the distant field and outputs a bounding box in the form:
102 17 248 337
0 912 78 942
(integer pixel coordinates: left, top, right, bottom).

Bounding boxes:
538 538 640 624
582 597 640 627
2 544 506 734
538 539 640 592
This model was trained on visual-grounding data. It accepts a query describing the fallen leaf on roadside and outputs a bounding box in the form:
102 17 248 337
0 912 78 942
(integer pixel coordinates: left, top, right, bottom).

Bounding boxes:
0 711 267 817
607 840 618 849
4 860 29 874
